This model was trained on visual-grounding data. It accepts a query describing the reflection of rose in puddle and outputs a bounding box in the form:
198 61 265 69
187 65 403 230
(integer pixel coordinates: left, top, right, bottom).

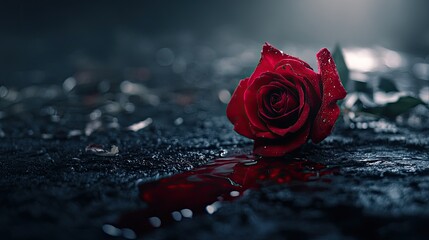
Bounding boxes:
104 155 338 238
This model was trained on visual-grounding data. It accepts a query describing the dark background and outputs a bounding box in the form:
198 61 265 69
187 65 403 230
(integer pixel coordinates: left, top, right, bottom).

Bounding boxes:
2 0 429 86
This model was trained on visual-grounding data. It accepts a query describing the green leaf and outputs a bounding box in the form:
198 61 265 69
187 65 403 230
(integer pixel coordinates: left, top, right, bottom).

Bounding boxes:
364 95 426 118
378 76 399 92
332 44 349 89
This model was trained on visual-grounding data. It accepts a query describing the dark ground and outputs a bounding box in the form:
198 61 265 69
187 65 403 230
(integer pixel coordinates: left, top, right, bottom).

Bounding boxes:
1 81 429 239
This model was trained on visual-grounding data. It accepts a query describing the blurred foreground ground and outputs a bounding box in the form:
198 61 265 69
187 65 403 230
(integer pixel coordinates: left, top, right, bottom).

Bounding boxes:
1 38 429 239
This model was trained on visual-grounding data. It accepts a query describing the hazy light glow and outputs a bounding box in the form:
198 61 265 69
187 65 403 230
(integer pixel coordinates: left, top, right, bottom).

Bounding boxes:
420 87 429 103
374 91 407 105
344 48 379 72
156 48 175 66
230 191 240 197
171 211 182 221
412 63 429 80
343 47 406 73
102 224 121 236
381 48 405 68
205 201 221 214
126 118 153 132
206 205 216 214
218 89 231 104
180 208 193 218
148 217 161 227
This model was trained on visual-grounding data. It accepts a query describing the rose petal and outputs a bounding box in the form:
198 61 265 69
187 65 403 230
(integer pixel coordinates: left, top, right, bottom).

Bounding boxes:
271 92 287 112
245 72 290 132
269 76 297 91
262 43 312 69
266 104 309 136
303 77 322 111
253 122 311 157
255 130 278 139
283 89 298 111
252 72 307 137
249 43 312 85
275 60 322 101
274 59 314 75
262 72 304 114
260 105 299 121
311 48 347 143
226 78 255 139
257 83 297 118
257 85 283 116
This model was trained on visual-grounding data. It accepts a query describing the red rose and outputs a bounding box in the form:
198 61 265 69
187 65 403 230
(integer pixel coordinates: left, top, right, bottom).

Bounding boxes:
227 43 347 157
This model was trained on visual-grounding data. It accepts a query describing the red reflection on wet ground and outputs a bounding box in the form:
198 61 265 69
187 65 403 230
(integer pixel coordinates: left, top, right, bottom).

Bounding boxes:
110 155 338 237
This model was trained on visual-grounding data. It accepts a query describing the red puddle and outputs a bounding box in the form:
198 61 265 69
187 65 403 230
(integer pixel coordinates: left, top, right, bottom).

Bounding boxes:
108 155 338 237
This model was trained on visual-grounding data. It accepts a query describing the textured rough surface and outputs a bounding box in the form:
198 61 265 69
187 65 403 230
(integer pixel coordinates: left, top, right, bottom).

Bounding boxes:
1 29 429 239
1 106 429 239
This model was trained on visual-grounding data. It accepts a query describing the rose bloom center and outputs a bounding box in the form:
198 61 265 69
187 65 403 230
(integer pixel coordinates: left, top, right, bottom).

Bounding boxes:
263 86 298 118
